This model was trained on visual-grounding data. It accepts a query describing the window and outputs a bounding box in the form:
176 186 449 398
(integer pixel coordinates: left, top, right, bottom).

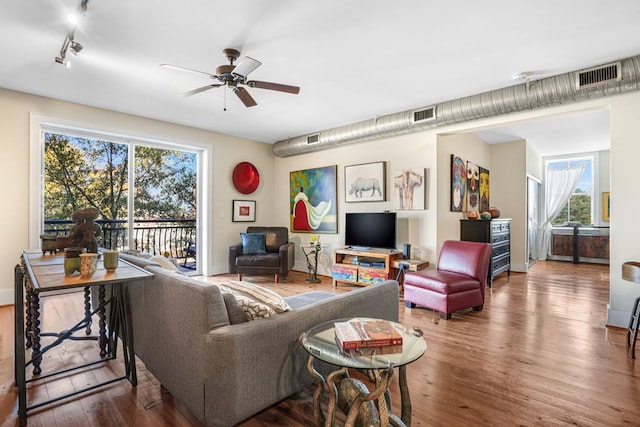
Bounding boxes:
41 128 199 270
548 157 593 226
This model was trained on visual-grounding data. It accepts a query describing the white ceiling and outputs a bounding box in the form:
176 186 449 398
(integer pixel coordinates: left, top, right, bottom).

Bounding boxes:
1 0 639 155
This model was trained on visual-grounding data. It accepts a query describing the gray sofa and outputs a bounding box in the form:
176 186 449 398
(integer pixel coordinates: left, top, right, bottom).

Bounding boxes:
118 253 400 426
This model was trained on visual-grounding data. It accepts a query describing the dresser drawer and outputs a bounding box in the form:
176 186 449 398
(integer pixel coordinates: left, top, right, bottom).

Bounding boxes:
491 232 510 244
492 255 510 276
492 242 510 258
491 221 510 233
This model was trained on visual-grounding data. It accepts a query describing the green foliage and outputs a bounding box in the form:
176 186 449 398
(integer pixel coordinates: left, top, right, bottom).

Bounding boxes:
44 133 196 221
551 191 592 226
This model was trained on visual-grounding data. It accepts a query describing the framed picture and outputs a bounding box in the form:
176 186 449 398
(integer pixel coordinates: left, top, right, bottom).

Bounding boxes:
450 154 466 212
344 161 386 202
602 192 610 221
232 200 256 222
290 165 337 233
392 167 426 210
466 161 480 213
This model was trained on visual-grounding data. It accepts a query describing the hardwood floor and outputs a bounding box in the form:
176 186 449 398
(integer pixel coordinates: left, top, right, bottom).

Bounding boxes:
1 261 638 426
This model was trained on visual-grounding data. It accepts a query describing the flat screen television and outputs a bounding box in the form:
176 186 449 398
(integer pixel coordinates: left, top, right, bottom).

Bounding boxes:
344 212 397 250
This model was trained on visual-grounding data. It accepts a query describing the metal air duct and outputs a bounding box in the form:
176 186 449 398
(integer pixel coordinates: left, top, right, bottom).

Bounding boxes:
272 55 640 157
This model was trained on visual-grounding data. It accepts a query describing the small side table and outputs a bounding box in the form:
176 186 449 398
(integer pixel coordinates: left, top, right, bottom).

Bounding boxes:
300 317 426 426
392 259 429 287
301 244 323 283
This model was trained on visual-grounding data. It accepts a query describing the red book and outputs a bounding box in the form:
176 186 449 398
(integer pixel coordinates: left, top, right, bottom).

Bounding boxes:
334 319 403 350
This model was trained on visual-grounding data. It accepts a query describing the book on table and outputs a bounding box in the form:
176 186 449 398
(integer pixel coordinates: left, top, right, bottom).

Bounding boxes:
334 319 403 350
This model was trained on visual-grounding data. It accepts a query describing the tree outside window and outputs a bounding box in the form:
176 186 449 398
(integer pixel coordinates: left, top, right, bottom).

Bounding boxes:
549 158 593 226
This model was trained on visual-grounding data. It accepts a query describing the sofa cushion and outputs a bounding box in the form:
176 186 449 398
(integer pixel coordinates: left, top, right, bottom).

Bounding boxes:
240 232 267 255
235 252 280 267
222 292 249 324
218 280 291 320
247 226 288 252
148 255 180 272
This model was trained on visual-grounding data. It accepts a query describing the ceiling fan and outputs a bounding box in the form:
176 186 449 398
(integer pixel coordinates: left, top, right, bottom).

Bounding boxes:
161 48 300 108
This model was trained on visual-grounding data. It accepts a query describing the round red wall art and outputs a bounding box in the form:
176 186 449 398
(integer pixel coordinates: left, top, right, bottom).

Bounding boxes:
232 162 260 194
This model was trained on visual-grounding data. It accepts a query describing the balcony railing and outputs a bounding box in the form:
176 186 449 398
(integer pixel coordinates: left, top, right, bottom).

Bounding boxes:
44 218 196 262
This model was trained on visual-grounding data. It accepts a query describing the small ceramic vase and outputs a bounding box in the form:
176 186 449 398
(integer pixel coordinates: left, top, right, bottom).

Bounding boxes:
79 253 99 279
64 247 86 276
103 250 119 271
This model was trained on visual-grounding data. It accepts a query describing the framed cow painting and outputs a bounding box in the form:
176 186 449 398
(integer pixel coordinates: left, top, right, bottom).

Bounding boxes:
392 167 426 210
344 161 386 203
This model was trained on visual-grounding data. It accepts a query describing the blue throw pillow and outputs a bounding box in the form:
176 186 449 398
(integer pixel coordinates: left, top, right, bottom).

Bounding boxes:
241 233 267 255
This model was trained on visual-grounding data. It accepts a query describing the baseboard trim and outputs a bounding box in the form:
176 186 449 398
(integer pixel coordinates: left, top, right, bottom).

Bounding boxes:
607 305 629 328
0 288 15 307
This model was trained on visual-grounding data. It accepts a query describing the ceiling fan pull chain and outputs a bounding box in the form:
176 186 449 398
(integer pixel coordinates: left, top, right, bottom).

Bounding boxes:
224 86 227 112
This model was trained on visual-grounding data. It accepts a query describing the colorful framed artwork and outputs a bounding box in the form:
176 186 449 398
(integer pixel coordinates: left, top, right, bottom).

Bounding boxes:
344 161 386 202
290 165 338 233
466 161 480 213
450 155 466 212
602 192 610 221
392 167 426 210
232 200 256 222
479 166 490 212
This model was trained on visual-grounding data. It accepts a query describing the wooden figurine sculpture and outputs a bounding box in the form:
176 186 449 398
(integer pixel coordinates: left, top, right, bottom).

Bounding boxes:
68 207 102 253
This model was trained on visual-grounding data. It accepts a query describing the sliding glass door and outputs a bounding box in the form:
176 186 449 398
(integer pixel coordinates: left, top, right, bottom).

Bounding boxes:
42 130 198 271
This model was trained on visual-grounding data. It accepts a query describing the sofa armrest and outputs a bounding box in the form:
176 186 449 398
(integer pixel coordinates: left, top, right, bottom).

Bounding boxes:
202 280 399 426
279 241 295 275
228 243 242 273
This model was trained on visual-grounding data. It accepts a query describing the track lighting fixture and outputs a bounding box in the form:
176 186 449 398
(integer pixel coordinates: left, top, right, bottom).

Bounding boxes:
54 0 89 67
70 41 83 55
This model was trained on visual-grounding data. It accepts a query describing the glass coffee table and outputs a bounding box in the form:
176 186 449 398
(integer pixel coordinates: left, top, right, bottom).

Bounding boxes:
300 317 426 427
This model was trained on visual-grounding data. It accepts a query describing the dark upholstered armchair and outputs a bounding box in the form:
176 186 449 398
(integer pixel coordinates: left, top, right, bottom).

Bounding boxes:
228 226 295 283
404 240 492 319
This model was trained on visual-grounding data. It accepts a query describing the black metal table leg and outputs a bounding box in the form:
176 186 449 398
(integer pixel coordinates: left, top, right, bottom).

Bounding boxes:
98 284 107 357
628 296 640 359
29 290 42 375
14 265 27 426
84 286 92 335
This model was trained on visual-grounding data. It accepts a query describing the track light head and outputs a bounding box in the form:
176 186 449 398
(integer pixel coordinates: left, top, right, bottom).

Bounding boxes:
70 41 83 55
55 56 71 68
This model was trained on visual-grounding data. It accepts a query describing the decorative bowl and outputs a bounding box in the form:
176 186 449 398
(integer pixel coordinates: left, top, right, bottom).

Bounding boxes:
488 207 501 218
480 211 492 220
466 211 479 220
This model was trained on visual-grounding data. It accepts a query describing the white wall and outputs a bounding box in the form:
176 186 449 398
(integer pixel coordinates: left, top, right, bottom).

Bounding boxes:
608 92 640 327
273 131 438 276
0 88 274 305
490 141 528 272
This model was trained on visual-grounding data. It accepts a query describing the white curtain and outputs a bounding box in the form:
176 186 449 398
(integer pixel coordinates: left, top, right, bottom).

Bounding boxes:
536 164 586 260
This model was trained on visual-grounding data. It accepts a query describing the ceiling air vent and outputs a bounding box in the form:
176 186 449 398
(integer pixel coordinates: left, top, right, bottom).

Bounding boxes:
307 134 320 144
576 62 621 90
412 106 436 123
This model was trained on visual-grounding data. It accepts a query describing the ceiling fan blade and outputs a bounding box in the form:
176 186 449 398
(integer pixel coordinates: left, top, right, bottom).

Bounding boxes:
231 56 262 81
182 84 223 97
233 87 257 107
161 63 215 78
246 80 300 94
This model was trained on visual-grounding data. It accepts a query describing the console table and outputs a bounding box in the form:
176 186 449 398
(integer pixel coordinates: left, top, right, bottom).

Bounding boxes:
14 250 153 425
300 317 426 426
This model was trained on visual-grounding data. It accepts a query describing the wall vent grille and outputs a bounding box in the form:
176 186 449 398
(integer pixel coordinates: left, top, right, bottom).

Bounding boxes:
576 62 621 89
413 106 436 122
307 134 320 144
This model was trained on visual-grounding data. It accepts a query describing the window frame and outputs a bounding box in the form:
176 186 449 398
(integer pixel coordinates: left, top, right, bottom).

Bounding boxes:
29 113 212 274
544 154 598 226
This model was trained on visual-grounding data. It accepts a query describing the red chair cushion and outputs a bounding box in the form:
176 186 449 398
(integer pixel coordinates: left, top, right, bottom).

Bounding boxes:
404 270 480 295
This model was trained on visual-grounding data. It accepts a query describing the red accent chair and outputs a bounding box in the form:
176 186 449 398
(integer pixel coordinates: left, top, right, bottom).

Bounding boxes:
403 240 492 319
